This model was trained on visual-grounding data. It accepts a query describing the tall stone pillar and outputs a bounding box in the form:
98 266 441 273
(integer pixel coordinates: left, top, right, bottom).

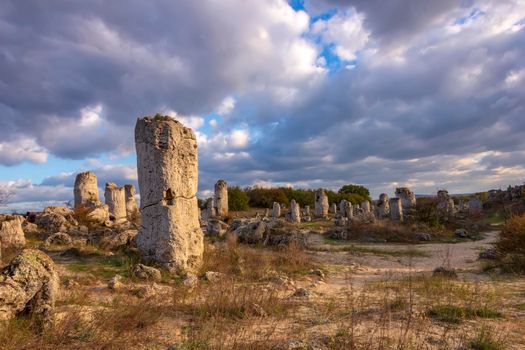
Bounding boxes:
389 198 403 222
104 182 127 223
314 189 329 217
272 202 281 218
214 180 228 217
290 200 301 223
124 184 138 218
361 200 371 214
74 171 100 208
376 193 390 219
135 115 203 273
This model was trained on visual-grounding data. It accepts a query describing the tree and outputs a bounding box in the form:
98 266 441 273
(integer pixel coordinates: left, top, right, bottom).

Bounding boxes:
228 186 250 211
338 184 371 201
0 188 12 207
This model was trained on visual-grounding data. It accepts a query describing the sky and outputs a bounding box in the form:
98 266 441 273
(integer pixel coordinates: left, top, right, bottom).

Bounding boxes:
0 0 524 212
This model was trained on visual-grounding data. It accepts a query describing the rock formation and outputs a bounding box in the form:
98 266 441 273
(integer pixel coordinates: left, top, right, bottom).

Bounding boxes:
74 171 101 208
135 115 204 274
339 200 353 219
0 215 26 249
124 184 138 219
104 182 127 223
314 189 329 217
468 198 483 216
0 249 59 328
272 202 281 218
331 203 337 214
389 198 403 221
290 200 301 223
395 187 416 220
361 201 371 214
436 190 456 220
304 205 310 216
213 180 228 218
376 193 390 219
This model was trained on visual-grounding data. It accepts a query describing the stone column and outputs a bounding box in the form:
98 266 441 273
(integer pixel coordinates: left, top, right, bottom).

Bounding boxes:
314 189 329 217
104 183 127 224
361 200 371 214
304 205 310 216
290 200 301 223
468 198 483 216
124 184 138 219
331 203 337 215
395 187 416 216
135 115 204 273
389 198 403 222
272 202 281 218
376 193 390 218
214 180 228 217
74 171 100 208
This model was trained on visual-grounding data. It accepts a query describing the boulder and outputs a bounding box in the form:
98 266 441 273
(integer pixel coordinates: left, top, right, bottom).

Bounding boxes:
0 215 26 249
131 263 162 282
0 249 59 328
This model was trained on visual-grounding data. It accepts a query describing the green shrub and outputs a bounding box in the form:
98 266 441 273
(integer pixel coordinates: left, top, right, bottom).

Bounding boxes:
496 213 525 273
228 186 250 211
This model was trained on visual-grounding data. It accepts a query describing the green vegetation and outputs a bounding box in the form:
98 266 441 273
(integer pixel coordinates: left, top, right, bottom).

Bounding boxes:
496 213 525 273
228 186 249 211
469 326 505 350
426 305 501 324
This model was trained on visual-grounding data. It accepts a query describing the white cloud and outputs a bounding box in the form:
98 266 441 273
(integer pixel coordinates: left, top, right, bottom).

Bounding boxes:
216 96 236 116
0 137 48 165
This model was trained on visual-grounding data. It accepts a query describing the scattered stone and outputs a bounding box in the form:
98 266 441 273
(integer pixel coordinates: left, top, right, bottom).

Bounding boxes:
292 287 311 298
309 269 325 279
203 271 224 282
250 303 268 317
85 205 110 225
22 221 39 235
44 232 72 246
182 272 198 288
479 249 498 260
0 215 26 249
272 202 281 218
414 232 432 241
74 171 101 208
455 228 468 238
433 266 458 278
108 274 124 290
206 219 228 237
131 263 162 282
135 115 204 274
0 249 59 328
214 179 228 218
99 229 138 250
131 283 159 298
333 216 348 227
314 189 329 218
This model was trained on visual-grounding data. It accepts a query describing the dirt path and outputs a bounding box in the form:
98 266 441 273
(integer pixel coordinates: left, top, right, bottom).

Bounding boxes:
308 231 499 288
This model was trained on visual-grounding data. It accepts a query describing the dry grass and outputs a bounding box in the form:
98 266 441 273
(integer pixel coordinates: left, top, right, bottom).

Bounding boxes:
495 213 525 273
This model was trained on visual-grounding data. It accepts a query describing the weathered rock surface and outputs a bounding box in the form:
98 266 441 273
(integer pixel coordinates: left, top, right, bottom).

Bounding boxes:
436 190 457 220
35 206 78 233
104 182 127 224
0 215 26 249
361 201 371 214
289 200 301 223
99 229 138 250
395 187 416 220
375 193 390 219
85 205 110 225
206 219 228 237
339 200 353 219
389 197 403 221
272 202 281 218
74 171 101 208
44 232 73 246
213 179 228 218
135 115 203 273
468 198 483 216
131 263 162 282
314 189 329 217
124 184 138 219
0 249 59 328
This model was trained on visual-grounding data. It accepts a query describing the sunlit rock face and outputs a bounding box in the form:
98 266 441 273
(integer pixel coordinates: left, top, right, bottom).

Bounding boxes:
135 115 203 274
314 189 329 217
74 171 101 208
214 180 228 218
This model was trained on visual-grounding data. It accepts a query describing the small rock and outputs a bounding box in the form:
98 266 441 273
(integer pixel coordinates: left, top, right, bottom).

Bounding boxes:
250 303 268 317
44 232 73 246
203 271 224 282
108 275 124 290
479 249 498 260
292 287 311 298
131 283 158 298
309 269 325 279
455 228 468 238
131 263 162 282
433 266 458 278
182 272 198 288
414 232 432 241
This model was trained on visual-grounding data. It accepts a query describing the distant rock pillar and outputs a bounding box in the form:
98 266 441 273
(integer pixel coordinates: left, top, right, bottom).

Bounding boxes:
314 189 329 217
272 202 281 218
135 115 204 273
389 198 403 222
74 171 100 208
376 193 390 219
361 200 371 214
214 180 228 217
124 184 138 219
290 200 301 223
104 183 127 223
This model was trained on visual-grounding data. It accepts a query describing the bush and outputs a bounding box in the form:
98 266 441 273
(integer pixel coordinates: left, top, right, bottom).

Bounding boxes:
415 197 442 228
245 187 289 208
228 187 249 211
338 184 371 201
496 213 525 273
